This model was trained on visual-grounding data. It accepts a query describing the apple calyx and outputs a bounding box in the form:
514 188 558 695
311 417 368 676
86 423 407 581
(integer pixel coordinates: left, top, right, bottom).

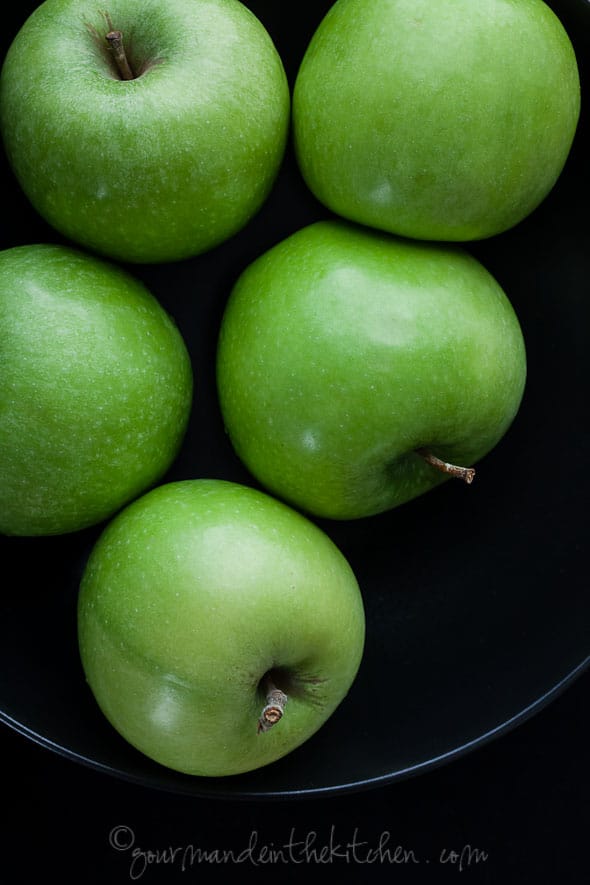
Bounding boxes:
257 675 288 734
417 448 476 484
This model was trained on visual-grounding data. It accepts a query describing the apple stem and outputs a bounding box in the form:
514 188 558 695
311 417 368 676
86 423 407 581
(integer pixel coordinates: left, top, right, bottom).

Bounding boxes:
417 448 476 484
105 25 135 81
257 677 288 734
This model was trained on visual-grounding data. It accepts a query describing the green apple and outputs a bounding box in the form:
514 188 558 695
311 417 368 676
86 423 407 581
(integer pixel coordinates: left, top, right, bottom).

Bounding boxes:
77 478 365 777
0 243 192 536
216 220 527 520
0 0 290 263
292 0 580 242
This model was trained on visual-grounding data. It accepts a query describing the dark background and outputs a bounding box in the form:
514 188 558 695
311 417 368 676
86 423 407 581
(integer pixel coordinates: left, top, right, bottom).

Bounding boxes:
1 667 587 882
1 1 588 882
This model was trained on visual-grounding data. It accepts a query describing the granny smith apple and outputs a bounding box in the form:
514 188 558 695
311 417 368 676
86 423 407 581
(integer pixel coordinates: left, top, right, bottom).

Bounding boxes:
0 243 192 536
0 0 290 263
216 220 527 520
292 0 580 242
77 478 366 777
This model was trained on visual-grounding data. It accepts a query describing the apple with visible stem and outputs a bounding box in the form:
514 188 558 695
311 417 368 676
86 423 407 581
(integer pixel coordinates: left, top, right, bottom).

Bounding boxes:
77 478 366 777
0 243 192 536
292 0 580 242
0 0 290 263
216 220 527 521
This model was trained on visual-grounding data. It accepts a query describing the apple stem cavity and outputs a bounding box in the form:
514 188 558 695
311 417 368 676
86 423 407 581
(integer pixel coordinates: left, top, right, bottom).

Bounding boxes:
417 448 476 484
257 675 288 734
103 14 135 81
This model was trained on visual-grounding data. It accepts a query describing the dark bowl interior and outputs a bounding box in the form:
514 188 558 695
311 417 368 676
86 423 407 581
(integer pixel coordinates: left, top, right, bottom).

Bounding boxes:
1 0 588 800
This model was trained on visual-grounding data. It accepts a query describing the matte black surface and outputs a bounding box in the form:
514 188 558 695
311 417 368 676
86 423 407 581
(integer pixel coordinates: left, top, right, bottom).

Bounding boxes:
1 0 588 806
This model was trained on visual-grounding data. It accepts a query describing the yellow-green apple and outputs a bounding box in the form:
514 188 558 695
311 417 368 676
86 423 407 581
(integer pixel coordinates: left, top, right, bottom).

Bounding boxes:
77 478 366 776
216 220 527 520
292 0 580 242
0 0 290 263
0 243 192 536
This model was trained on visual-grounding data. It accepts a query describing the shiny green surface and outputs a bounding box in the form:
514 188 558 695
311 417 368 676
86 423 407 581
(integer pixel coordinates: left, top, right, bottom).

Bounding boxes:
0 244 192 535
293 0 580 241
0 0 290 262
78 479 366 776
217 220 527 519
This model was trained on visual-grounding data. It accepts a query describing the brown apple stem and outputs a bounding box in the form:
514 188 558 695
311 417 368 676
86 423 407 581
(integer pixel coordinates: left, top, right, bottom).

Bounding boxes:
257 676 288 734
417 448 476 484
105 29 135 81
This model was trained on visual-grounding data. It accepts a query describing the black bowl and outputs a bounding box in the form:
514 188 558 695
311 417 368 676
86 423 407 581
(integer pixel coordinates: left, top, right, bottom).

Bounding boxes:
1 0 588 800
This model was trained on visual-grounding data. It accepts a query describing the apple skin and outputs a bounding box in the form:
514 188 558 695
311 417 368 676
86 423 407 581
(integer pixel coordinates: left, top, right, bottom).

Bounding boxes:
0 244 192 536
216 220 527 520
77 478 366 777
0 0 290 263
292 0 580 242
